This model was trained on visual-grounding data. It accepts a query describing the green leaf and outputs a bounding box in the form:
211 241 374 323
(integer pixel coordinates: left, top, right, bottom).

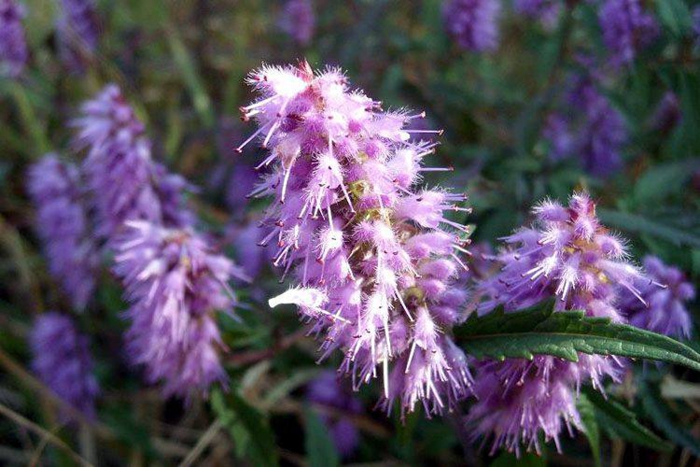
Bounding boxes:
166 24 215 128
490 451 546 467
633 160 700 205
584 389 672 451
576 394 601 467
211 389 279 467
638 381 700 457
454 300 700 371
598 209 700 248
655 0 693 37
304 406 340 467
102 407 156 459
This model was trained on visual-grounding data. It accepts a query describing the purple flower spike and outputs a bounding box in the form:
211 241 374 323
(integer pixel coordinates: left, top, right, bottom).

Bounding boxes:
27 154 98 310
599 0 659 66
443 0 500 52
279 0 315 46
307 371 363 458
58 0 100 73
470 192 648 454
622 256 695 338
240 62 473 417
31 312 99 420
0 0 28 78
113 221 244 398
74 85 192 241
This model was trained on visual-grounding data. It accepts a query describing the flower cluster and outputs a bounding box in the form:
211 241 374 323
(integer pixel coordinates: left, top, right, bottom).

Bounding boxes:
0 0 28 78
240 62 473 416
57 0 100 73
73 86 230 398
31 312 99 420
113 221 244 398
598 0 659 66
622 255 695 338
470 192 647 454
27 154 97 310
279 0 315 46
306 371 363 458
545 73 627 177
73 84 192 241
442 0 500 52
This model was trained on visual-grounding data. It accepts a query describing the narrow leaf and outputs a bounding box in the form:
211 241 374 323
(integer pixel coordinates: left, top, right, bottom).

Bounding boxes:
638 381 700 457
166 24 215 128
633 160 700 205
655 0 693 37
211 389 279 467
598 209 700 248
304 405 340 467
454 300 700 371
584 389 671 451
576 394 601 467
490 451 546 467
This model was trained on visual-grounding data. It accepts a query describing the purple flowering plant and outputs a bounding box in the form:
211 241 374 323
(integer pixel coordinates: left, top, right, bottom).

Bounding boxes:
1 1 699 465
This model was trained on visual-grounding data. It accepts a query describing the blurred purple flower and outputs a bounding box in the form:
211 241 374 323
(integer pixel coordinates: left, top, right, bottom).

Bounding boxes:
470 192 646 454
240 62 472 417
74 85 192 241
514 0 561 29
307 371 362 458
0 0 28 78
31 312 99 420
545 75 627 176
622 256 695 338
572 78 626 176
279 0 315 46
225 163 257 216
57 0 100 73
443 0 500 52
694 6 700 45
599 0 659 66
27 154 98 310
113 221 245 398
227 219 276 279
543 113 574 161
213 118 258 217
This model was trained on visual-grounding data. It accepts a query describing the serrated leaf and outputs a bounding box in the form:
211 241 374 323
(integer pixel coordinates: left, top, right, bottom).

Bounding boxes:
576 394 601 467
454 300 700 371
598 209 700 248
304 406 340 467
584 389 671 451
638 381 700 457
211 389 279 467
